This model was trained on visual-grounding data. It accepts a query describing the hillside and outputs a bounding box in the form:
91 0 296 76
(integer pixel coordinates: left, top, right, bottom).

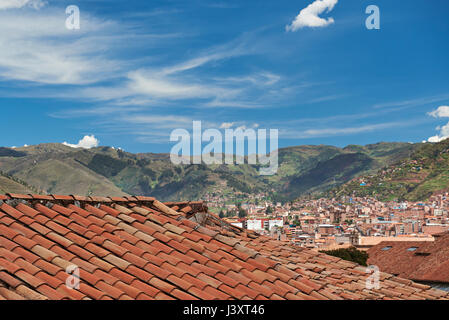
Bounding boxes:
0 172 34 194
0 144 127 197
0 141 418 202
327 139 449 201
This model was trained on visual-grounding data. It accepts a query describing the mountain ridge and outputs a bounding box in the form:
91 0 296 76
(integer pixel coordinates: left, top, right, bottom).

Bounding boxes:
0 141 421 202
326 139 449 202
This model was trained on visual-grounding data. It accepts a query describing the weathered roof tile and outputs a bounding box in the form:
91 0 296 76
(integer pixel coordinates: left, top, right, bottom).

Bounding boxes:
0 193 447 300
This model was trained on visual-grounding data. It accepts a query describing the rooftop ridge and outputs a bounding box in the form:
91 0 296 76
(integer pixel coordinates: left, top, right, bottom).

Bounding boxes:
0 193 207 217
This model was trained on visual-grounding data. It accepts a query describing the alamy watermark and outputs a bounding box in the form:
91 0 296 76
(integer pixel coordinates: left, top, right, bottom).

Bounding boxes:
365 5 380 30
66 5 80 30
65 264 80 290
366 265 380 290
170 121 278 176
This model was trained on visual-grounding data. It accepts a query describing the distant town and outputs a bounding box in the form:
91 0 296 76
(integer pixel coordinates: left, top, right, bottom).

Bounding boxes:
206 191 449 251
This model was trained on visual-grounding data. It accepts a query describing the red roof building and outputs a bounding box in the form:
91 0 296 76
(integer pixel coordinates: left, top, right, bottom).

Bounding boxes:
368 232 449 288
0 193 448 300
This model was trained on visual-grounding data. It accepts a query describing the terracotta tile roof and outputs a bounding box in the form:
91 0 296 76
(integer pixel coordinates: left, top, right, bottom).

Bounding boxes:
0 193 447 300
368 233 449 284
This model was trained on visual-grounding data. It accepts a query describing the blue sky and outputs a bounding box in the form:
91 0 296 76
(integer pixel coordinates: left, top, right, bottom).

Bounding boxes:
1 0 449 153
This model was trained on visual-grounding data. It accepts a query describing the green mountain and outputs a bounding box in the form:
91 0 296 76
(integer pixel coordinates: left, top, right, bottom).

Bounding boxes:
327 139 449 201
0 141 418 202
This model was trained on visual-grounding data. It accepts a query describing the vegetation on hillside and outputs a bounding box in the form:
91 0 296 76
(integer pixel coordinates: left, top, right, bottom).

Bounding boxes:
327 139 449 201
0 141 418 201
0 171 37 194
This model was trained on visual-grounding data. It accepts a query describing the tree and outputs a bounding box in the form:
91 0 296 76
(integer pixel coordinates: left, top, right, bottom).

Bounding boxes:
320 247 368 266
292 215 300 227
238 207 247 218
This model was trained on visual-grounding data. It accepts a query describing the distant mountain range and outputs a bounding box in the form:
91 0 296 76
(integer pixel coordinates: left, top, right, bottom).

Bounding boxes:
328 139 449 202
0 141 426 202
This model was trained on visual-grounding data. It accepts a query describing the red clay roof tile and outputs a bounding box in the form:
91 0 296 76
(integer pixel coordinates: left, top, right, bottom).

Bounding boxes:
96 280 128 299
76 269 101 287
71 195 91 202
170 288 197 300
185 249 209 264
6 193 33 200
187 286 217 300
217 284 247 299
123 265 153 282
0 270 23 288
51 195 73 201
34 259 62 276
203 285 231 300
0 193 448 300
37 284 66 300
55 285 87 300
78 283 108 300
92 269 120 286
130 279 160 297
148 277 176 295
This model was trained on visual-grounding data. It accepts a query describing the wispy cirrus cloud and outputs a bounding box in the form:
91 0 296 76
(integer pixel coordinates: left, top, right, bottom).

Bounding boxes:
160 40 248 76
213 72 280 86
50 37 287 110
0 2 299 124
281 121 419 139
0 7 125 84
127 69 240 100
0 3 184 86
373 94 449 110
4 1 373 147
0 0 46 10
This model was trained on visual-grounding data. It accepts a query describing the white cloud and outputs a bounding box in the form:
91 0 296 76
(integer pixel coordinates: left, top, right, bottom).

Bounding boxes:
279 121 414 139
426 106 449 143
0 0 46 10
63 135 99 149
374 95 449 110
122 114 192 126
426 122 449 143
286 0 338 31
0 5 297 145
300 122 396 137
127 70 236 100
1 7 284 114
119 40 251 102
204 99 261 108
220 122 234 129
55 39 251 106
161 38 248 76
428 106 449 118
214 72 280 86
0 8 123 85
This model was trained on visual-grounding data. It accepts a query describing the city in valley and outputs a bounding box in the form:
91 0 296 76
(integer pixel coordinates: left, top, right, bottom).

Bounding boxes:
2 0 449 304
206 192 449 251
